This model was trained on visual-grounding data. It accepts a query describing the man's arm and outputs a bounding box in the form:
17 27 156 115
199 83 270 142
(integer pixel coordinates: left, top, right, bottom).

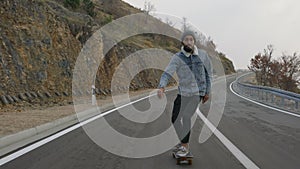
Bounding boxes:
157 55 179 98
203 52 212 103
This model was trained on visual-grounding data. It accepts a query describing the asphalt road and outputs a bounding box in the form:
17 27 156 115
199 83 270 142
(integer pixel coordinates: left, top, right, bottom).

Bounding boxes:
1 75 300 169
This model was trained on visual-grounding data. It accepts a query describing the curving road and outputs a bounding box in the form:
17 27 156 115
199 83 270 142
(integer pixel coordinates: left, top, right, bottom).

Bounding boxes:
1 75 300 169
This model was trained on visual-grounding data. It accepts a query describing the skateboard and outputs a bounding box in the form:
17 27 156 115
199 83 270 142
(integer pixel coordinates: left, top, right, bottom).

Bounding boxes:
172 152 193 165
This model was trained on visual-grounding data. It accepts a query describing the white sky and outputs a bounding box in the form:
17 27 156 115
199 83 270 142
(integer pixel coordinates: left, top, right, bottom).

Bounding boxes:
122 0 300 69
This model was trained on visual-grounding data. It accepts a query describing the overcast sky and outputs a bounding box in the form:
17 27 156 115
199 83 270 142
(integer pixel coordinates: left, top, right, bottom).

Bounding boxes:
122 0 300 69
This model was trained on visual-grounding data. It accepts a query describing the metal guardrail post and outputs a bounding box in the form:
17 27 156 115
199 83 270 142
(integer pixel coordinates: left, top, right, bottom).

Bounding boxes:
259 90 262 101
281 97 285 107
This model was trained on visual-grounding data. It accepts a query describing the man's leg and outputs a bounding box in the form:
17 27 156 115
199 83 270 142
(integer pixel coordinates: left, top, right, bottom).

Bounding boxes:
171 95 182 142
172 95 199 156
181 95 200 144
172 95 193 140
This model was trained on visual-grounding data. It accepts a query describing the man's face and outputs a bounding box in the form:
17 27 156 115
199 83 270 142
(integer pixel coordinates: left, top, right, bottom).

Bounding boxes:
182 35 195 49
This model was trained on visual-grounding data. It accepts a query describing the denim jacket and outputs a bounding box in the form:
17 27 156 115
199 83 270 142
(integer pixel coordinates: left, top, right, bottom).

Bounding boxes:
158 47 212 96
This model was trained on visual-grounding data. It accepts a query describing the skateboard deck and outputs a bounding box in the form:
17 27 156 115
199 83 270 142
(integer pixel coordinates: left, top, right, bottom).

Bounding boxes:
172 152 193 165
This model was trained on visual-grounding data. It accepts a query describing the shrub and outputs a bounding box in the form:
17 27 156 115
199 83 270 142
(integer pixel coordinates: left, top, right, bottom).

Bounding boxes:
64 0 80 9
83 0 96 17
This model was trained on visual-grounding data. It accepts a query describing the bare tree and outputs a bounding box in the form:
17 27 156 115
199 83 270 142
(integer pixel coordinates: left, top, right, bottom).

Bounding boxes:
249 45 300 93
165 17 175 27
195 32 207 46
143 0 155 15
143 0 155 24
268 60 282 88
248 45 274 86
248 53 264 85
181 17 191 32
262 44 274 86
279 52 300 91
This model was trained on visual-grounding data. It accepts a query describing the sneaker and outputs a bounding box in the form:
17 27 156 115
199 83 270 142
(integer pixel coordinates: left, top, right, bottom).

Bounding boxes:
175 146 189 157
172 143 181 153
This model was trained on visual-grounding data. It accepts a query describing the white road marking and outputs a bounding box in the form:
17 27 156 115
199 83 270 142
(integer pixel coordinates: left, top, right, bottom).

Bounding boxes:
1 76 264 169
196 109 260 169
0 93 156 166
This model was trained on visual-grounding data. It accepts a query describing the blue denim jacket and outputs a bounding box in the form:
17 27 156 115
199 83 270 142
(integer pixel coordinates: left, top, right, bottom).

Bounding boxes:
158 48 212 96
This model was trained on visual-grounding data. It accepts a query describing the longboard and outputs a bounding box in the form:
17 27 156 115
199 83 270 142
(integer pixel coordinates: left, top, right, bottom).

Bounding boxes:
172 152 193 165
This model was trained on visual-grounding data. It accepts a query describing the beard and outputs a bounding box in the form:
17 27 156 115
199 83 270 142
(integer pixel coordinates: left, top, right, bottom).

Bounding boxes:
183 45 194 53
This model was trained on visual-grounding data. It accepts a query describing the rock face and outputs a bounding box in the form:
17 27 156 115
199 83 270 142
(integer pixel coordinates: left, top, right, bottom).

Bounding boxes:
0 0 235 107
0 0 83 96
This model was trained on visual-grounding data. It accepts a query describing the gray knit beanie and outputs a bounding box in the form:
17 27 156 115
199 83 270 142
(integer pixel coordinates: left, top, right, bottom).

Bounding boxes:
181 30 196 42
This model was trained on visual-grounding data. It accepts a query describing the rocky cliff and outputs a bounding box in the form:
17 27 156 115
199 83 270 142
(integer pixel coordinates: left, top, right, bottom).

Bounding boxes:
0 0 235 109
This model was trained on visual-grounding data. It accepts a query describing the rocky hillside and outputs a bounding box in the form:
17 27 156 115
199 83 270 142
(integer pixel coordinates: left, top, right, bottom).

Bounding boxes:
0 0 235 108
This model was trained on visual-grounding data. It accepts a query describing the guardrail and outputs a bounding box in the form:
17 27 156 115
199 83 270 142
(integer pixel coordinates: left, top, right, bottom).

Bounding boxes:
233 73 300 113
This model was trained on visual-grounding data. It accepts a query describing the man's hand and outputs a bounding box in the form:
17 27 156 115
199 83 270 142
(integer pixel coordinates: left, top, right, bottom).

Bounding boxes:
202 94 209 104
157 88 165 99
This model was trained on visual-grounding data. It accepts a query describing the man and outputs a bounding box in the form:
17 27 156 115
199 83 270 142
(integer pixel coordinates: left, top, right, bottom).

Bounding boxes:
157 30 212 157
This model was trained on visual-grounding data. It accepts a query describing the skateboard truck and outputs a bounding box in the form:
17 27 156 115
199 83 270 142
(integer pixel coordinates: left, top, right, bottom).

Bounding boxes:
172 152 193 165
